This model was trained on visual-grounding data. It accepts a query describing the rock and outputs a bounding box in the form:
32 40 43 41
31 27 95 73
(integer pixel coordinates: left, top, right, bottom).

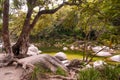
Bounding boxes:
63 47 68 51
110 55 120 62
92 46 102 52
27 51 38 56
61 60 70 66
70 45 74 50
92 46 114 57
109 49 115 54
38 50 42 54
85 64 92 69
28 44 39 53
93 60 106 68
75 47 79 50
96 51 112 57
54 52 67 61
0 44 3 49
27 44 40 56
92 46 110 52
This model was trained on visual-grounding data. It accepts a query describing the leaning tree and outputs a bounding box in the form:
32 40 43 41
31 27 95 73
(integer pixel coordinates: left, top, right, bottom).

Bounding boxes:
1 0 82 65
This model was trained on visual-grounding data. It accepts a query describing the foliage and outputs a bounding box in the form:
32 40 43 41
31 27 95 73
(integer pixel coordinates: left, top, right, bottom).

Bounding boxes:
0 23 2 37
78 68 101 80
31 65 51 80
31 66 40 80
9 11 26 39
101 0 120 26
77 65 120 80
5 0 120 46
56 67 67 76
100 65 120 80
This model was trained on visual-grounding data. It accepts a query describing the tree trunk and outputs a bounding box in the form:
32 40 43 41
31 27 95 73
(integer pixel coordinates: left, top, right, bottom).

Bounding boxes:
12 32 30 58
12 7 33 58
2 0 13 56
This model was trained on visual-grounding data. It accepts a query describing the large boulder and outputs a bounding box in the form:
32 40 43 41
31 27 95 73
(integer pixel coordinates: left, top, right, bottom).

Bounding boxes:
110 55 120 62
54 52 67 61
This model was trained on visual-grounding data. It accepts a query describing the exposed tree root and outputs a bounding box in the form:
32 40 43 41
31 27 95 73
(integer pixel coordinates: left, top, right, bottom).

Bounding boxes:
50 75 76 80
13 54 69 80
0 54 72 80
0 54 14 67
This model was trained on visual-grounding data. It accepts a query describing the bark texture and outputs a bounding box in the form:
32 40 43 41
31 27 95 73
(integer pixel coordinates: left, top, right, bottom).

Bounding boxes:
12 5 33 57
2 0 13 55
16 54 68 72
15 54 69 80
1 0 14 66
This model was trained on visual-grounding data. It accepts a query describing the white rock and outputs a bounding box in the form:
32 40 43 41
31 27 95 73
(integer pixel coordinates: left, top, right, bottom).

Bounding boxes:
28 45 39 53
27 51 38 56
96 51 112 57
0 44 3 49
93 60 106 68
28 47 38 53
110 55 120 62
92 46 102 52
92 46 111 52
38 50 42 54
87 45 91 50
61 60 70 66
63 47 68 51
109 49 115 53
27 44 39 56
75 47 79 50
70 45 74 50
85 64 92 68
79 44 84 48
55 52 67 61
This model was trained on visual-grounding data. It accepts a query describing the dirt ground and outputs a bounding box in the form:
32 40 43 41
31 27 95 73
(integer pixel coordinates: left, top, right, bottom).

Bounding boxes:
0 54 23 80
0 65 23 80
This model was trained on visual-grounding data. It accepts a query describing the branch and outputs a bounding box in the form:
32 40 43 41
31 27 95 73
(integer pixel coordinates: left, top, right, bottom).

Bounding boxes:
85 46 107 65
39 2 80 14
29 1 82 31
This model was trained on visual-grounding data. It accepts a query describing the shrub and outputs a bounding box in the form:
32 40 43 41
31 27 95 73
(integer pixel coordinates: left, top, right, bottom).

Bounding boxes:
100 65 120 80
77 68 101 80
77 65 120 80
56 67 67 76
31 65 51 80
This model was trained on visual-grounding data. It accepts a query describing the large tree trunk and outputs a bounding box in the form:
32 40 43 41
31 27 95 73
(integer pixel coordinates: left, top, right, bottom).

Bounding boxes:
12 32 30 58
2 0 13 56
12 6 33 58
